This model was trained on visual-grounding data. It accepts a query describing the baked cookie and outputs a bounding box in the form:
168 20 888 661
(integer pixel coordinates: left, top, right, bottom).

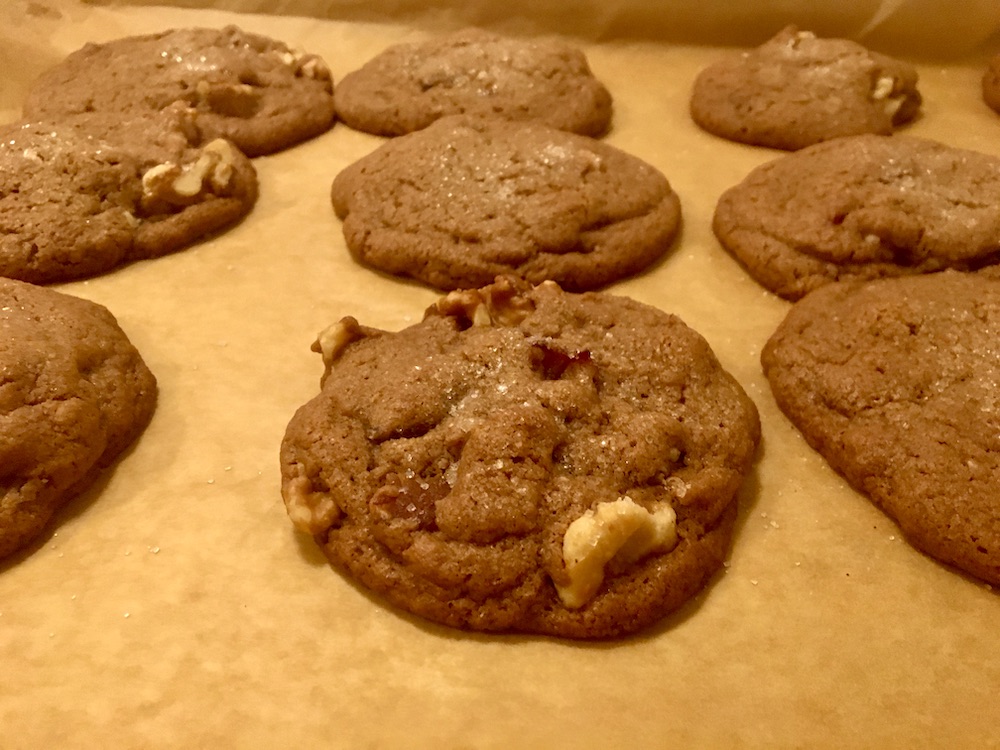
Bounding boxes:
690 26 921 151
761 270 1000 585
334 28 612 137
713 134 1000 301
280 276 760 638
983 54 1000 114
22 25 335 157
0 279 157 561
0 105 258 284
331 115 680 291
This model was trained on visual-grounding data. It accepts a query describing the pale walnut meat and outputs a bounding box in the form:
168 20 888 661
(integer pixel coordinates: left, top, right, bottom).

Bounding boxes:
0 106 257 284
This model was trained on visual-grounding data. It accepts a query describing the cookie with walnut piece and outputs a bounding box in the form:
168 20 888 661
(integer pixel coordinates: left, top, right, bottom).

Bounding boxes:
712 134 1000 301
690 26 921 151
761 270 1000 585
334 28 612 137
1 278 157 561
22 25 335 157
0 105 257 284
280 276 760 638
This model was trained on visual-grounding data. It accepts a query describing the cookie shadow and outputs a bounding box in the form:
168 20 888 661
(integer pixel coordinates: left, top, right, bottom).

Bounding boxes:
290 528 330 567
0 457 118 574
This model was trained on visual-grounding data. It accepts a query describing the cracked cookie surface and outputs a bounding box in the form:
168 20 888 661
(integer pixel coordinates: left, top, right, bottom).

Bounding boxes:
713 134 1000 300
331 115 680 291
0 279 157 560
334 28 612 137
280 277 760 638
0 106 257 283
762 270 1000 585
690 26 921 151
22 25 335 157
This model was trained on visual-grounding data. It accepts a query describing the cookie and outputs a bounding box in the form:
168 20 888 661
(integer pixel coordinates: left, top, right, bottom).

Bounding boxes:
712 134 1000 301
331 115 680 291
0 279 157 561
761 270 1000 585
22 25 335 157
280 276 760 638
690 26 921 151
0 105 258 284
982 54 1000 114
334 28 612 138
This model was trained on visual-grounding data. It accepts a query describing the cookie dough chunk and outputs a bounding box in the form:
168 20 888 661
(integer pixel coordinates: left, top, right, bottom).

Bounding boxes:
713 134 1000 301
22 26 335 157
334 28 612 137
280 277 760 638
0 279 157 560
690 26 921 151
982 54 1000 114
761 271 1000 585
0 105 257 284
331 116 680 291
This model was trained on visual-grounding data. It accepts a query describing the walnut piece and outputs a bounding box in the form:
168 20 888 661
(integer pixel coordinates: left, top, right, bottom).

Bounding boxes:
283 474 342 535
313 316 366 369
555 496 678 609
140 138 236 204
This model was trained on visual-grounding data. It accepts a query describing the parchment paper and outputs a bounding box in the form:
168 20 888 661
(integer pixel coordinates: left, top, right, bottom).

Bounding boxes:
1 2 998 748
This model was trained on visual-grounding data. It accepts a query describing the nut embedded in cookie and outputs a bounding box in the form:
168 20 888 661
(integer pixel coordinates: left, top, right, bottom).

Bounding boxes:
0 106 258 284
279 276 760 638
22 25 336 156
712 134 1000 300
690 25 922 150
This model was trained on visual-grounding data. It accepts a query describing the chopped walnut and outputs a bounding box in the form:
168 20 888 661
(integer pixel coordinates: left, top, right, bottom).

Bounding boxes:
140 137 236 206
312 317 366 369
283 475 342 535
555 496 678 609
431 276 540 328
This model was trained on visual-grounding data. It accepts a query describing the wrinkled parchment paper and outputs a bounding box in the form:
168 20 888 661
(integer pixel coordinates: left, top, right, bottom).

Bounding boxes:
1 2 998 748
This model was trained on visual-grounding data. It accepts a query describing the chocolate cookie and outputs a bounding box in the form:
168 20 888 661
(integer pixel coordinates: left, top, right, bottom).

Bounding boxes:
331 116 680 291
22 25 335 157
0 105 258 284
761 271 1000 585
280 276 760 638
334 28 612 137
690 26 921 151
982 53 1000 114
0 279 157 561
713 134 1000 301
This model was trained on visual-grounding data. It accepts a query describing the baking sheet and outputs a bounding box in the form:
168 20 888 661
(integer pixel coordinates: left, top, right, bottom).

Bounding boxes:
1 2 999 747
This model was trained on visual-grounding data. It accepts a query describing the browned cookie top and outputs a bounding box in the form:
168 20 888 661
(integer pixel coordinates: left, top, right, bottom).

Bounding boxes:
690 26 921 151
0 279 157 561
22 26 335 157
0 105 258 284
333 28 612 137
761 271 1000 585
280 277 760 638
331 115 680 291
713 134 1000 301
